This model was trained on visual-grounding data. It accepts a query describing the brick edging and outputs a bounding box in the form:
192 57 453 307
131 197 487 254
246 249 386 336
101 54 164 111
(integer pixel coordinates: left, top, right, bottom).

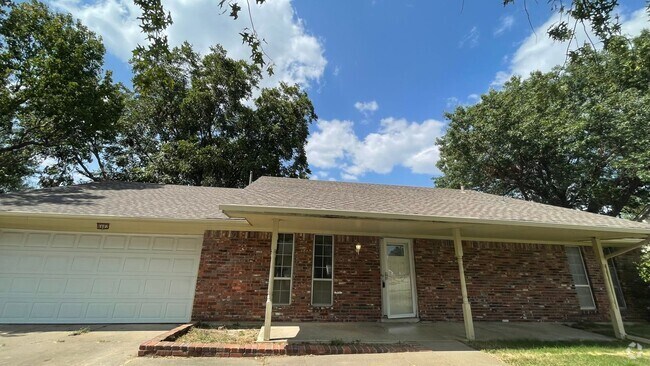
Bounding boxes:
138 323 425 357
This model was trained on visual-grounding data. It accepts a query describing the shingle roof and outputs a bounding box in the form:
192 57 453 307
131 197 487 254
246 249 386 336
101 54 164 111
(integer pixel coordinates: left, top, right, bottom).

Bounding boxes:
1 177 649 233
0 181 239 220
236 176 650 231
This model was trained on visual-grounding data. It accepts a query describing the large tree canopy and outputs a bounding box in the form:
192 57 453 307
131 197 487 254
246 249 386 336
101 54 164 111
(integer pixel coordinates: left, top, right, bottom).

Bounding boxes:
436 31 650 219
0 0 124 192
0 0 315 191
108 0 316 188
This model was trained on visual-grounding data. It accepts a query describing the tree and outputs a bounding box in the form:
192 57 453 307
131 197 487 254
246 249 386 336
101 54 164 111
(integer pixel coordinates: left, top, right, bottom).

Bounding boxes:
436 31 650 218
504 0 650 45
0 0 125 192
115 0 316 188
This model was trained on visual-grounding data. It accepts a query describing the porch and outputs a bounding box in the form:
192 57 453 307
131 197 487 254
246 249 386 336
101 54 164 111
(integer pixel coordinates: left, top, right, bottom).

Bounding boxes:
217 178 650 343
260 321 613 344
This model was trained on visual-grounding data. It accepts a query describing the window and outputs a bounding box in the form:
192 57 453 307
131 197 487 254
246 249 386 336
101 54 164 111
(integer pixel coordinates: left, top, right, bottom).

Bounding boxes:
604 248 627 309
272 233 294 305
312 235 334 306
565 246 596 310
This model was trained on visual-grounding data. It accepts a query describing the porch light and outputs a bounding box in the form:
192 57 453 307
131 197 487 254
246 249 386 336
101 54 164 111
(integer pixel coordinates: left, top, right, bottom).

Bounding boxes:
355 243 362 255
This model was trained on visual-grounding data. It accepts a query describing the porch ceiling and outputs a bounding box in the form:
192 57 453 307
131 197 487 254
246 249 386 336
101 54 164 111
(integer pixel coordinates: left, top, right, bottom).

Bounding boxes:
220 206 650 247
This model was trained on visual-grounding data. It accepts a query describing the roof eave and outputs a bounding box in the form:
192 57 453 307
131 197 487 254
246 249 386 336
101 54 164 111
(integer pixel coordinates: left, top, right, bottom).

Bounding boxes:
219 204 650 236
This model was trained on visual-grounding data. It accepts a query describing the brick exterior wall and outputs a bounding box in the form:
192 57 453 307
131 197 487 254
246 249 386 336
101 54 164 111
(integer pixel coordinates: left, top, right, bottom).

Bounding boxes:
192 231 382 322
192 230 637 322
414 239 586 321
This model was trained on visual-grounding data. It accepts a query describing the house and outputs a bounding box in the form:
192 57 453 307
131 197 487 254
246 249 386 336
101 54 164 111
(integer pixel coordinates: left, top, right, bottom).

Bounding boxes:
1 176 648 341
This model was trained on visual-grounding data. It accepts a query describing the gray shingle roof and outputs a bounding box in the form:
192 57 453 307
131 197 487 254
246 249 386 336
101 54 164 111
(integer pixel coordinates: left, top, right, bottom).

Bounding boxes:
0 181 239 220
236 177 650 231
1 177 649 233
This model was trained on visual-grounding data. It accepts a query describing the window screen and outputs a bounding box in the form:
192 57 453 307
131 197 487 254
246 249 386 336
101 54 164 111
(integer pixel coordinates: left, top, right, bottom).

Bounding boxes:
272 233 294 305
312 235 333 306
604 248 627 309
565 246 596 310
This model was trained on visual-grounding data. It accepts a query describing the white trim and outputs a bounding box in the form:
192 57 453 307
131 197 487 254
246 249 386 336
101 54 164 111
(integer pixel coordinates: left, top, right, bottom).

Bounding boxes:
565 246 597 310
272 233 295 306
605 236 650 259
0 211 249 225
311 234 334 307
0 227 203 239
220 204 650 235
380 238 418 319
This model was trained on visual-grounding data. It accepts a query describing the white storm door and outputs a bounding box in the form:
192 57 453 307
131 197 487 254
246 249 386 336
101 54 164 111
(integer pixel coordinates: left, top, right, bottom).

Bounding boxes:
381 238 417 318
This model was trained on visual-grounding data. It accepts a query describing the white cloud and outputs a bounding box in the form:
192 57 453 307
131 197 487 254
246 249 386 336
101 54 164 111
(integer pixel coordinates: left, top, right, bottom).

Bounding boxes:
354 100 379 114
340 173 358 181
467 93 480 102
494 15 515 36
51 0 327 89
306 117 445 180
458 26 480 48
492 7 649 86
445 97 460 109
621 8 650 36
305 119 358 169
446 94 480 109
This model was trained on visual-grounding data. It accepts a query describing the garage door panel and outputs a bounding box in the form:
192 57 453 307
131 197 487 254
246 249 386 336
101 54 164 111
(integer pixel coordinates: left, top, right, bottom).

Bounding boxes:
2 302 31 319
30 303 59 318
103 236 127 249
152 237 175 251
0 231 25 246
0 230 201 323
59 303 85 318
52 234 77 248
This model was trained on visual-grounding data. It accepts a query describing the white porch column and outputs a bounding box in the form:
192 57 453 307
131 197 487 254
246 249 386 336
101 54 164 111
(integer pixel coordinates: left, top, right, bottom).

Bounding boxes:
263 219 280 341
453 228 475 341
591 237 626 339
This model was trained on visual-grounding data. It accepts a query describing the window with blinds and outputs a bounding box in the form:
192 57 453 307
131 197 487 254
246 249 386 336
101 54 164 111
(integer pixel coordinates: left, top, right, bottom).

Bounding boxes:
565 246 596 310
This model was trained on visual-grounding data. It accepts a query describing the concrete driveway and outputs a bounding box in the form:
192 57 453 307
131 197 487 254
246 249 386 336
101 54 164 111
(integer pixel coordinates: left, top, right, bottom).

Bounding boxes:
0 324 175 366
0 323 505 366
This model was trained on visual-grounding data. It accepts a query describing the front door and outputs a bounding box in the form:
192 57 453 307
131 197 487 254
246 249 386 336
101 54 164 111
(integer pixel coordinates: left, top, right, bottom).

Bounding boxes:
381 238 417 318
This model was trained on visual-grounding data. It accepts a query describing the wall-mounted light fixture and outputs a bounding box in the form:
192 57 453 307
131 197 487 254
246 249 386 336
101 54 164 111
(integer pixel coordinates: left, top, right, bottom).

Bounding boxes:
355 243 362 255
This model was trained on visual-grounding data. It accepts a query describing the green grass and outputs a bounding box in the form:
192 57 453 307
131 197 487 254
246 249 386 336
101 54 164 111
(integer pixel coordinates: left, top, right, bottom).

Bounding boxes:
570 322 650 339
469 340 648 366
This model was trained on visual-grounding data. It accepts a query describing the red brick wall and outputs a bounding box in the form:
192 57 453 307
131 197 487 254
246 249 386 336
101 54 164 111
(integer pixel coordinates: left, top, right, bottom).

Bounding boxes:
192 230 270 321
193 231 633 323
413 239 463 320
414 239 585 322
192 231 382 322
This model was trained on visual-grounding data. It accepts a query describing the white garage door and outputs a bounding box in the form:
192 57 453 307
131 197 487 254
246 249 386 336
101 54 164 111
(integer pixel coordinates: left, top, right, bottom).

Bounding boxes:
0 229 202 324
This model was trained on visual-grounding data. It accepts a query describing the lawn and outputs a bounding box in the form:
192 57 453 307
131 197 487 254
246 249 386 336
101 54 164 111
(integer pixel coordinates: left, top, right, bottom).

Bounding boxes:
175 324 260 344
570 322 650 339
469 340 648 366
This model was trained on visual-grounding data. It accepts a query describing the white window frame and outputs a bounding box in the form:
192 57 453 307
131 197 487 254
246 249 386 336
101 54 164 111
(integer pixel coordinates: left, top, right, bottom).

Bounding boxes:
566 246 596 310
272 233 295 306
311 234 334 307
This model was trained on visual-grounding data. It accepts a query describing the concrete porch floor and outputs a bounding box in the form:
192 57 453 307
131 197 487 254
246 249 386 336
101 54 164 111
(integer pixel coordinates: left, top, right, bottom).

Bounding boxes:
261 321 614 343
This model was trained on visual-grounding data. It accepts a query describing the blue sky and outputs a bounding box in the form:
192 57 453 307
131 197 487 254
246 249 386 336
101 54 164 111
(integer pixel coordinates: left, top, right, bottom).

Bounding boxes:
51 0 650 187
